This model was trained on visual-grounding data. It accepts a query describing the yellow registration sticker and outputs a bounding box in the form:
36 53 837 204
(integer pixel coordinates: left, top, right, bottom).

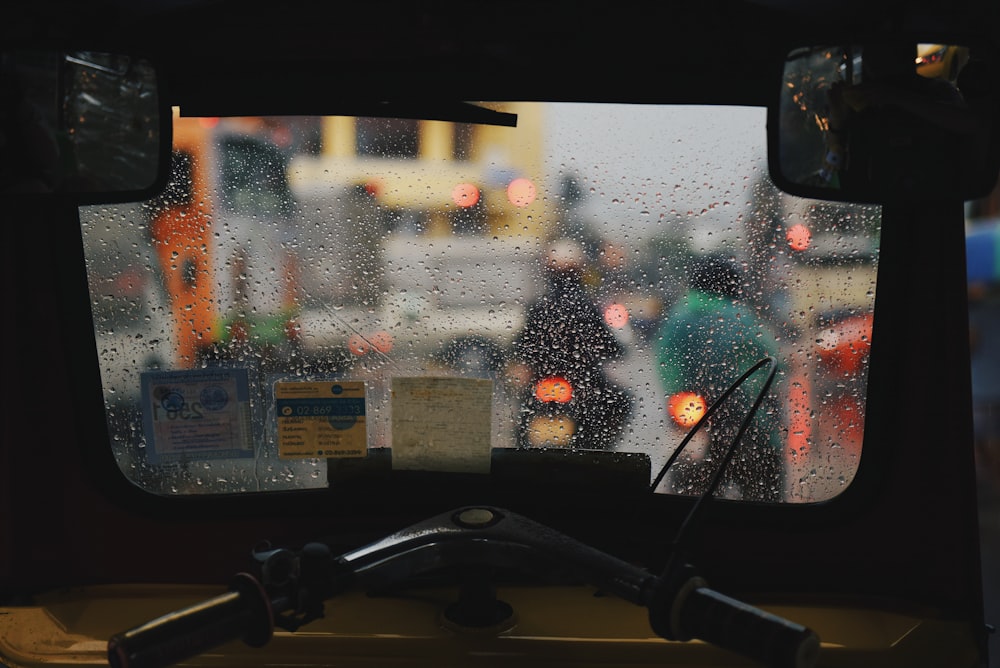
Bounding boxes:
274 381 367 459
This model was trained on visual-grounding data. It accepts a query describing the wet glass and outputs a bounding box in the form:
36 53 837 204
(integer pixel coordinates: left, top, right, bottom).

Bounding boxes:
80 104 879 502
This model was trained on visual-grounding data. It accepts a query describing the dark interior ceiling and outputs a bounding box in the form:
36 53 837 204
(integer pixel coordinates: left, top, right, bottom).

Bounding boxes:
4 0 1000 112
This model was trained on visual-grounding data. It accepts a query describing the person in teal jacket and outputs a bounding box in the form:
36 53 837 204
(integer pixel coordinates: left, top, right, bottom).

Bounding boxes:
655 253 785 502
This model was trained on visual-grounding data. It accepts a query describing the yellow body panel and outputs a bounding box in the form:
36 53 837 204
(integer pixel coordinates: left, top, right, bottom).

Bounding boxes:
0 586 981 668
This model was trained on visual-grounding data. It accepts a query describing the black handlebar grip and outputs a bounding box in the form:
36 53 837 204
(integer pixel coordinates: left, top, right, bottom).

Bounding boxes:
678 586 820 668
108 573 274 668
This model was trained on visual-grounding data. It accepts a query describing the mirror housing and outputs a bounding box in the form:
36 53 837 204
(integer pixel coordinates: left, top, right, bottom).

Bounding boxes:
0 49 170 203
769 40 1000 204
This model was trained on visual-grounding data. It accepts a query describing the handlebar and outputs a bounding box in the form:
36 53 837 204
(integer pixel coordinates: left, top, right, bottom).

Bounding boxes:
677 586 819 668
108 573 275 668
107 507 820 668
647 562 819 668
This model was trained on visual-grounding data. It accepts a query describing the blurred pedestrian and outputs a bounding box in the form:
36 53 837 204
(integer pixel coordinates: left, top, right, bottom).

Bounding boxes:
654 253 785 502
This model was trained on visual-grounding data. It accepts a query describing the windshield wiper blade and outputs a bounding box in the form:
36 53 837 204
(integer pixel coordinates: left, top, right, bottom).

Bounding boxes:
180 100 517 127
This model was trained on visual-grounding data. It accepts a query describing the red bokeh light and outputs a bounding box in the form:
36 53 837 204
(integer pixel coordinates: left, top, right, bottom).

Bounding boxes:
603 303 629 329
786 224 811 251
534 376 574 403
452 183 481 207
507 178 537 207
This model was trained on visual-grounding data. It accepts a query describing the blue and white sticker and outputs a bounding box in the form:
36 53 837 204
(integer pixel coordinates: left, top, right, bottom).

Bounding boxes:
141 368 253 465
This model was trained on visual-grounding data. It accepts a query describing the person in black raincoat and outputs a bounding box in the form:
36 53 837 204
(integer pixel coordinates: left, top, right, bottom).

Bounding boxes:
510 238 632 449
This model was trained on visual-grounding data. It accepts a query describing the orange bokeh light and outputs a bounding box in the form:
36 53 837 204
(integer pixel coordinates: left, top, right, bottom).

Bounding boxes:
603 303 629 329
786 224 812 251
370 330 394 354
452 183 480 208
668 391 707 428
534 376 574 404
347 333 371 356
507 178 537 207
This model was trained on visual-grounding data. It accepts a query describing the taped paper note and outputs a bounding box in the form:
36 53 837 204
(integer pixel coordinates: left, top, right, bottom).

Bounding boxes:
391 377 493 473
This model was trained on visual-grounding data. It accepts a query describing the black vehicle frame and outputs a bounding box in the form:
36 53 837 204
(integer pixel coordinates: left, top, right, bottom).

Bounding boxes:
1 1 997 667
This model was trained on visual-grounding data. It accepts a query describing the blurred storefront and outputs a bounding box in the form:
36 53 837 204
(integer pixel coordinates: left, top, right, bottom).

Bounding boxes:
968 219 1000 480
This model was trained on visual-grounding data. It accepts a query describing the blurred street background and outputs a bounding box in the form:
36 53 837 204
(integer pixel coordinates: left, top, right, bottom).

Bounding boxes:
967 210 1000 666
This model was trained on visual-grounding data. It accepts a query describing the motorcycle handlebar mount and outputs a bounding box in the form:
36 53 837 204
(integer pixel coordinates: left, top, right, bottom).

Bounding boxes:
107 506 820 668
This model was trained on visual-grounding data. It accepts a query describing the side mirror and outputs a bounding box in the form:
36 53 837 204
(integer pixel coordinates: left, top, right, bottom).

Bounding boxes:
1 50 170 203
769 41 1000 204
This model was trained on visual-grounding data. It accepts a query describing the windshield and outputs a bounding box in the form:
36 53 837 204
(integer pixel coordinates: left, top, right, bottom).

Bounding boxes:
80 104 879 503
